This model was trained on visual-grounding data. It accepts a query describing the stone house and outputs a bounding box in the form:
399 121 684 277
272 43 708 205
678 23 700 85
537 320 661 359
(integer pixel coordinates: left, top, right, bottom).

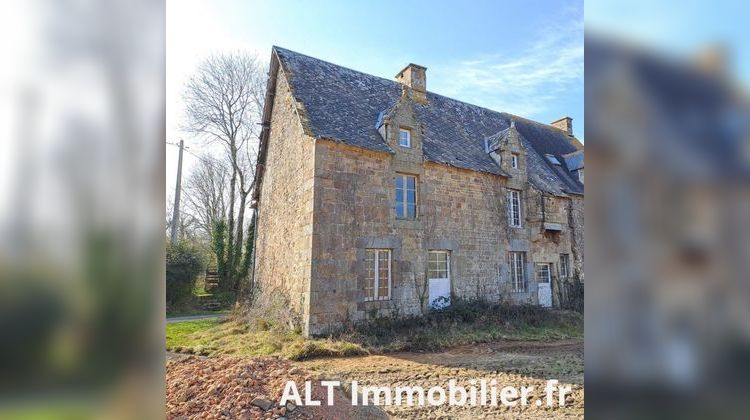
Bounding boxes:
252 47 584 336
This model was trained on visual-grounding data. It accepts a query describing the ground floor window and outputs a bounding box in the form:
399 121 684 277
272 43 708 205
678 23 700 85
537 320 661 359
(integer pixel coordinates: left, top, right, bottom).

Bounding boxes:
365 249 391 301
509 251 526 292
428 251 450 279
536 263 552 284
559 254 570 279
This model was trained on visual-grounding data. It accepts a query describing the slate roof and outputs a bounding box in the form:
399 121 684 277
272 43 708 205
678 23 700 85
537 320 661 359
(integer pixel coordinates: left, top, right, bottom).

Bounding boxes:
273 46 584 195
563 150 584 171
585 37 750 183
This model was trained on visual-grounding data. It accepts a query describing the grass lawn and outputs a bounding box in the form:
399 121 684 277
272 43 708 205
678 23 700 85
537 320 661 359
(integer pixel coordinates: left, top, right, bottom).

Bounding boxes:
166 309 231 318
166 287 235 318
166 301 582 361
166 319 366 360
0 400 98 420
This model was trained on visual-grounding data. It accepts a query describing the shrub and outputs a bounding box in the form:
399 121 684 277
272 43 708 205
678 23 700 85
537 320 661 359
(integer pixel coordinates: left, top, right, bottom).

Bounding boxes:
211 220 228 289
233 290 303 333
557 277 584 313
166 241 205 306
336 297 581 352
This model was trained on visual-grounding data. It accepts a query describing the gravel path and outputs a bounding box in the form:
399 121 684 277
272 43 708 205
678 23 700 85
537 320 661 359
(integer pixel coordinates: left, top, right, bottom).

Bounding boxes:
166 314 227 324
302 339 584 419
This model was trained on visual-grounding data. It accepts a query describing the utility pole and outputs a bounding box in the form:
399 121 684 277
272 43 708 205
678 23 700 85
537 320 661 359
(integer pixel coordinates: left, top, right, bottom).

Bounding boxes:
170 139 184 244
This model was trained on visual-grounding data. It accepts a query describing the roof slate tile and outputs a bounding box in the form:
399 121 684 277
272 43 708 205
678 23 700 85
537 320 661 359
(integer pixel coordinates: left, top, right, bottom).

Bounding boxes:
274 46 583 195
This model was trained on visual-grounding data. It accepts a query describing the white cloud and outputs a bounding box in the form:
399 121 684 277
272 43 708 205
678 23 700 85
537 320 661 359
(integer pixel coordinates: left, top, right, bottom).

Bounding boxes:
431 13 583 118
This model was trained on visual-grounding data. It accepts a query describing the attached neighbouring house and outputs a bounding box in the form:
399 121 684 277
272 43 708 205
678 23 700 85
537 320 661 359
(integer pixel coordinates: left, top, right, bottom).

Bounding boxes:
251 47 584 337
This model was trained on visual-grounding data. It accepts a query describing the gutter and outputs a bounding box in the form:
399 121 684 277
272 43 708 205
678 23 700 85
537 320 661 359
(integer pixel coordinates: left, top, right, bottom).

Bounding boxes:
250 48 280 286
251 48 280 207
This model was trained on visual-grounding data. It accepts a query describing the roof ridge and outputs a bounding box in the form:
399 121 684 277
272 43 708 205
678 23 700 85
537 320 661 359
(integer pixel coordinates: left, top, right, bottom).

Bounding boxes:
273 45 397 85
273 46 569 133
271 46 583 195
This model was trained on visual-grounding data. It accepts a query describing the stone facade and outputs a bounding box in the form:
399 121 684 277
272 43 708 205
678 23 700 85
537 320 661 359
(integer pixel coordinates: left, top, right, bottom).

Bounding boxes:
305 138 583 335
254 51 584 337
254 72 316 330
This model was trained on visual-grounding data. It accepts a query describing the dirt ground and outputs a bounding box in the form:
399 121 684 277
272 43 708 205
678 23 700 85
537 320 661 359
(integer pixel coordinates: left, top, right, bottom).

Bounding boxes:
167 338 583 419
300 339 584 419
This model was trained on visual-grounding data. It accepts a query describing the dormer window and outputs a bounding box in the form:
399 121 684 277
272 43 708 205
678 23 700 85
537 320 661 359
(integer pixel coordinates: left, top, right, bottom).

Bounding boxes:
578 168 584 184
511 154 519 169
399 128 411 148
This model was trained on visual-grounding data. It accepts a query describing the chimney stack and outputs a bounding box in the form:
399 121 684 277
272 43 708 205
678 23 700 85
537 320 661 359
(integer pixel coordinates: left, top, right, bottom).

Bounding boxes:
551 116 573 136
693 44 727 75
396 63 427 103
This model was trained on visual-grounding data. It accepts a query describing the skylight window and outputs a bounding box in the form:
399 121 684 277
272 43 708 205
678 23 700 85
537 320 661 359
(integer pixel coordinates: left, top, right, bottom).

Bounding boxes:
545 154 561 165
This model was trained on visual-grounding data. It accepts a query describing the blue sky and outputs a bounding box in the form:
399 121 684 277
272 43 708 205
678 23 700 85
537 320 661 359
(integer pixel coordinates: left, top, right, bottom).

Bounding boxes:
587 0 750 85
167 0 583 191
236 0 583 133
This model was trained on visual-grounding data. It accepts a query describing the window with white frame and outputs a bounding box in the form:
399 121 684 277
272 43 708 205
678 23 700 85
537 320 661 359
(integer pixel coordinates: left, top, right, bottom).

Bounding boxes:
365 249 391 301
399 128 411 148
507 189 522 227
559 254 570 279
511 153 519 169
395 174 417 219
428 251 450 279
509 251 526 292
536 263 551 284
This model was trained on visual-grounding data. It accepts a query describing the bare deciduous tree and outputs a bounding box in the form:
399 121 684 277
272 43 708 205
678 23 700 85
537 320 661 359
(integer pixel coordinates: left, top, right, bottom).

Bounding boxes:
183 154 229 239
183 53 266 291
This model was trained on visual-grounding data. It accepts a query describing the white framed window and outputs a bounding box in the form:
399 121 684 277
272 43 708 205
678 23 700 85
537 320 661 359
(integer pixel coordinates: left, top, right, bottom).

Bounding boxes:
536 263 551 284
395 174 417 219
428 251 450 280
399 128 411 148
559 254 570 279
365 249 391 301
509 251 526 292
511 153 519 169
507 189 522 227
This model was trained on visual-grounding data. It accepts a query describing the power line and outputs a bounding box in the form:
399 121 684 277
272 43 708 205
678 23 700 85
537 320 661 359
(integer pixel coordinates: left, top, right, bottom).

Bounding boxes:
167 140 220 165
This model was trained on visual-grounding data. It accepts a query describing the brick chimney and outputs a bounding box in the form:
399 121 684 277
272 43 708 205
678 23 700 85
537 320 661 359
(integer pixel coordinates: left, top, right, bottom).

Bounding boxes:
396 63 427 103
551 116 573 136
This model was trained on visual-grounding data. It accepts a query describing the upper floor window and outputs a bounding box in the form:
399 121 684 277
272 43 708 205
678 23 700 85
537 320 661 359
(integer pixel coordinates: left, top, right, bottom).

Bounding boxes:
577 168 584 184
399 128 411 148
511 153 519 169
365 249 391 301
395 174 417 219
507 189 522 227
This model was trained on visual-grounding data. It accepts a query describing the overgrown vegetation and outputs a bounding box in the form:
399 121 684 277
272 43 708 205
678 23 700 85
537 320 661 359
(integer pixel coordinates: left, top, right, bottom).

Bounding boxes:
166 297 582 361
166 319 366 360
183 53 266 297
341 299 582 353
165 241 205 306
559 277 584 313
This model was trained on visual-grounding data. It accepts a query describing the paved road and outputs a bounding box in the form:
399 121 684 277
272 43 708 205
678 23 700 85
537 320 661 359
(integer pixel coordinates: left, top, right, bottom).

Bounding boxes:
166 314 227 324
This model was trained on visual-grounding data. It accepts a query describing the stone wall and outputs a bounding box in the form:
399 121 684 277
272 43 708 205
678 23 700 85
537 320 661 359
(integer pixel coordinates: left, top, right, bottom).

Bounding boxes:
306 138 582 335
254 73 584 337
253 70 316 333
569 195 584 279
